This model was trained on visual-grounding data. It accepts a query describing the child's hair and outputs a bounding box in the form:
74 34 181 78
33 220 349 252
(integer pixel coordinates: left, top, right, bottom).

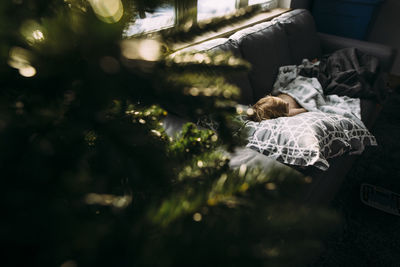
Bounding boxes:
248 96 288 122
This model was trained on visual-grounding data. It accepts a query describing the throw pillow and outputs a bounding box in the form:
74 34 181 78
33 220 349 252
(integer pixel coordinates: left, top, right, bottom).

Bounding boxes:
243 111 377 171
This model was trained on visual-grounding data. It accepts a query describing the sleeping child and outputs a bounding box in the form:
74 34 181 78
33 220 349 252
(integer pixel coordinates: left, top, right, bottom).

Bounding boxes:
242 59 376 172
248 59 362 123
248 94 307 122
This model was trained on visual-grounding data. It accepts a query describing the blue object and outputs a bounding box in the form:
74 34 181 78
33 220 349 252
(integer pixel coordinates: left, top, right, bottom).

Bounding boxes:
312 0 383 40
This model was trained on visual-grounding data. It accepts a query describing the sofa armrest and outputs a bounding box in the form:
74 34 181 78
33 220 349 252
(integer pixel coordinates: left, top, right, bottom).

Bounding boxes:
318 32 397 72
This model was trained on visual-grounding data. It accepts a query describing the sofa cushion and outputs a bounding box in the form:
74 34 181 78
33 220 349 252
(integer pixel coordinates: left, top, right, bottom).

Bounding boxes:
229 21 292 102
360 99 382 129
299 154 359 205
273 9 321 65
170 38 254 105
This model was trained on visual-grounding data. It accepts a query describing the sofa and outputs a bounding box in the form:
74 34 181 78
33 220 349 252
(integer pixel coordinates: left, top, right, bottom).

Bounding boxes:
163 9 396 206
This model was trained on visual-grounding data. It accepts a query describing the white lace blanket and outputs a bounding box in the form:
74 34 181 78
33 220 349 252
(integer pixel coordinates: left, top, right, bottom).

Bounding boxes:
244 112 376 170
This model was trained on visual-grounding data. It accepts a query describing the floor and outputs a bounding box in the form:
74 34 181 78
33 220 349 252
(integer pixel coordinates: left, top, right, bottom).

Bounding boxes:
310 81 400 266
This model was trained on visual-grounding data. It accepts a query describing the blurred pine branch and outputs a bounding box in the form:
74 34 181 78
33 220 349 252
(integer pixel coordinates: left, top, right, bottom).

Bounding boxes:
0 1 339 266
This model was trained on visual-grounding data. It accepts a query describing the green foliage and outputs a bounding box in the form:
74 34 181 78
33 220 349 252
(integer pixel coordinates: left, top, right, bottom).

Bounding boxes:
168 122 218 158
0 1 339 266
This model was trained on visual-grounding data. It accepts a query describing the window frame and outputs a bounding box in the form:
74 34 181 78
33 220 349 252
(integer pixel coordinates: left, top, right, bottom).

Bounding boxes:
126 0 278 36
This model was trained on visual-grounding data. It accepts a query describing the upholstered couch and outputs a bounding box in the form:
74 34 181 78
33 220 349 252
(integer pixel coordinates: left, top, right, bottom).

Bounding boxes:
163 9 396 205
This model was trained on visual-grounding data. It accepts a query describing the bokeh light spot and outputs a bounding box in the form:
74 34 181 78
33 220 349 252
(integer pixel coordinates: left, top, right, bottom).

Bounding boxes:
207 198 217 206
193 53 206 63
193 212 202 222
121 39 160 61
239 164 247 177
239 182 249 192
138 39 161 61
85 193 132 208
265 183 277 190
246 108 254 116
151 129 162 137
8 46 32 69
189 87 199 96
19 66 36 77
32 30 44 41
15 101 24 109
89 0 123 23
223 90 232 99
20 20 45 45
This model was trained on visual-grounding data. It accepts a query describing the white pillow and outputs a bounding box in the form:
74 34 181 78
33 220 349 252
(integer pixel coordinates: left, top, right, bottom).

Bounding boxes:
244 111 377 171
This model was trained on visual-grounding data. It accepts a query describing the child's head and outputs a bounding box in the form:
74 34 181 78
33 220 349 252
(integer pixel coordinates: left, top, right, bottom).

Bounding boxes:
249 96 289 122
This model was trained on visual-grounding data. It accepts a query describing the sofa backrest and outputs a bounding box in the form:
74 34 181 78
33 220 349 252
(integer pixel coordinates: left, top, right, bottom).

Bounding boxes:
229 21 292 101
230 9 321 101
272 9 321 65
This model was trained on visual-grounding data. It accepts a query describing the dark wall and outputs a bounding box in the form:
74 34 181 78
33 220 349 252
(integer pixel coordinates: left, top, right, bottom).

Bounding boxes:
290 0 399 75
290 0 313 10
368 0 400 75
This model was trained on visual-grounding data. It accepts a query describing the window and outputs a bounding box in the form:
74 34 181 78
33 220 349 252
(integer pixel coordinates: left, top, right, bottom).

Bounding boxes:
249 0 270 5
197 0 237 22
249 0 278 10
124 0 278 37
124 4 175 36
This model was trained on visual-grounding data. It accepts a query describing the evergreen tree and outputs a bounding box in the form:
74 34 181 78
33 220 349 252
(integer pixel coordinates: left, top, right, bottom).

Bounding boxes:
0 1 339 266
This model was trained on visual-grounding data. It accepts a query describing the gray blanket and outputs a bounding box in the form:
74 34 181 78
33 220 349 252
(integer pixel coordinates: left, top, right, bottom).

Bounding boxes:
272 60 362 123
299 48 386 102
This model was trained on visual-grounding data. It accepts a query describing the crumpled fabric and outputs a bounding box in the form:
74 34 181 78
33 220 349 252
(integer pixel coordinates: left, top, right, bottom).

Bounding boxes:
299 48 387 102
